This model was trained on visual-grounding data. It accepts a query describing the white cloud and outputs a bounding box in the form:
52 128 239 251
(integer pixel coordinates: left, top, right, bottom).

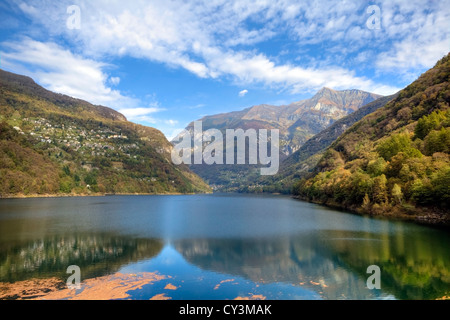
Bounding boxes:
109 76 120 86
10 0 420 95
188 104 206 110
239 89 248 97
8 0 449 97
117 105 174 130
117 103 168 126
0 38 138 109
129 115 158 124
206 49 400 95
375 1 450 72
165 119 179 126
118 107 163 118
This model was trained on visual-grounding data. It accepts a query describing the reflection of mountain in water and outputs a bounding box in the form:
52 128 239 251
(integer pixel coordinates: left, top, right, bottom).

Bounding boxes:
328 228 450 300
174 228 450 300
0 234 163 282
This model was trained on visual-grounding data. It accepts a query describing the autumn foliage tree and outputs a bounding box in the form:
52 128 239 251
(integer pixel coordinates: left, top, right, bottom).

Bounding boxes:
293 53 450 220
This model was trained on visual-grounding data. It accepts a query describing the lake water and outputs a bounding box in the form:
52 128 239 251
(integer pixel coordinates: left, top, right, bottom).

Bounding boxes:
0 194 449 300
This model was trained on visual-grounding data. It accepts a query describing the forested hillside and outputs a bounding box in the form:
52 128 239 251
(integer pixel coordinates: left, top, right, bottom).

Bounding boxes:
293 53 450 223
0 69 211 197
248 94 397 194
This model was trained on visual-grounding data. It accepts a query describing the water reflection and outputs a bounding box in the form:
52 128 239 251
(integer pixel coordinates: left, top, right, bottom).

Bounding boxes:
0 234 163 282
0 195 449 300
1 229 449 299
324 228 450 300
173 227 450 300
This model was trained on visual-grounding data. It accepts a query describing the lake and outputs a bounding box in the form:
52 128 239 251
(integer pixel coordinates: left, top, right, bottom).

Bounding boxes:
0 194 449 300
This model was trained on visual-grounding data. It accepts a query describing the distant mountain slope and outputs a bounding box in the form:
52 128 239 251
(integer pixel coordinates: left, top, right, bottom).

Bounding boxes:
187 87 381 155
283 88 382 153
253 94 398 193
284 94 398 167
0 69 127 122
182 88 381 191
0 69 211 196
293 53 450 224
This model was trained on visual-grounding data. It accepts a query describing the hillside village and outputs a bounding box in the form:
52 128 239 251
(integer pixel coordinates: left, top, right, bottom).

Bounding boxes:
8 115 144 169
0 69 212 196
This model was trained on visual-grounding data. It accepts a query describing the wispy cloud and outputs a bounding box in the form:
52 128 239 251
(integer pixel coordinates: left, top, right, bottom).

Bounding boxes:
118 107 164 119
109 76 120 86
239 89 248 97
3 0 449 116
164 119 179 126
165 127 188 141
188 104 206 110
376 1 450 73
0 37 137 109
10 0 446 95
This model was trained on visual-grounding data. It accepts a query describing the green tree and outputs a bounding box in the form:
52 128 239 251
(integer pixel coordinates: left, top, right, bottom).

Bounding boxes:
377 133 421 161
362 193 371 211
392 184 403 204
59 177 73 194
62 165 71 176
84 173 97 186
373 174 388 204
431 167 450 208
414 110 447 140
367 157 387 176
411 179 433 206
424 128 450 155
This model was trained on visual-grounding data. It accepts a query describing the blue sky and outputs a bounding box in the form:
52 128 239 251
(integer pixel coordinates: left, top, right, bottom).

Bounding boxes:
1 0 449 139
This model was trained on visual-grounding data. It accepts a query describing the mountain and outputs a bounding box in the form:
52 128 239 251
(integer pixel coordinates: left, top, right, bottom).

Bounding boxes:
253 94 398 193
181 88 382 191
293 53 450 224
281 87 382 153
187 87 382 155
284 94 398 167
0 69 211 197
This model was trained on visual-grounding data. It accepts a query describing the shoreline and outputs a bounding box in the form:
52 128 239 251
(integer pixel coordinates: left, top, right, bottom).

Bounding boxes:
292 195 450 228
0 191 212 200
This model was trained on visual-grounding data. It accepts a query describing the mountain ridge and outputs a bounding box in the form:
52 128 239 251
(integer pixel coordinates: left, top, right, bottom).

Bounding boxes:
293 53 450 224
251 94 398 194
181 87 382 191
0 69 128 122
0 69 211 197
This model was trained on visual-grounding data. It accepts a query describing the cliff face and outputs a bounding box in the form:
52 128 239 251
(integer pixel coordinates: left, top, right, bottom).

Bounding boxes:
0 69 211 196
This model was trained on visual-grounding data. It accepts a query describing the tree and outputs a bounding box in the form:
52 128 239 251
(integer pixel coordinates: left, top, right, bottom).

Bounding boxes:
367 157 387 176
63 165 71 176
397 107 412 121
411 179 433 206
392 184 403 204
424 128 450 155
414 110 446 140
362 193 371 211
84 173 97 186
377 133 419 161
373 174 388 204
431 167 450 208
